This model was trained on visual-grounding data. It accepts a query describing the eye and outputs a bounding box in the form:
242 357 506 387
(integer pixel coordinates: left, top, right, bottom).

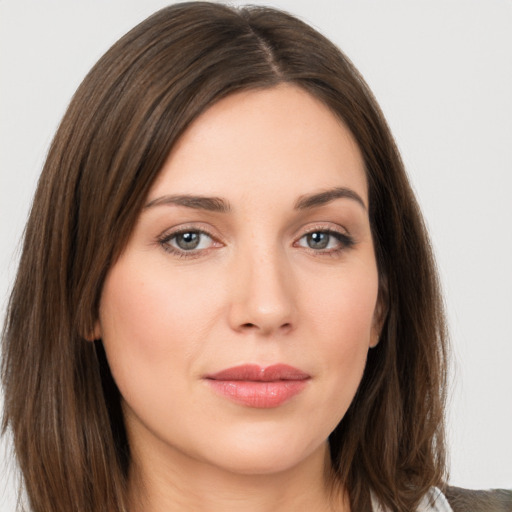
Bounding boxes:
172 231 210 250
296 229 354 252
159 229 217 255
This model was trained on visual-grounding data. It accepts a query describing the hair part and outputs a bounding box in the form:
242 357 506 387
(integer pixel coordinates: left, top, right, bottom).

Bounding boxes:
2 3 448 511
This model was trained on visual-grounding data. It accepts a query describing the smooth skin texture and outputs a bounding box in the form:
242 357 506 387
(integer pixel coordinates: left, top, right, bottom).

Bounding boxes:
97 84 383 512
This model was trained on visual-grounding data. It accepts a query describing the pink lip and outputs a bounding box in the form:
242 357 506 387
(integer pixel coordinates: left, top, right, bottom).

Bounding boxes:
204 364 310 408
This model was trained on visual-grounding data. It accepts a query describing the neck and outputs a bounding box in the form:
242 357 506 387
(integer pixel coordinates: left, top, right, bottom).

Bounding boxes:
127 442 349 512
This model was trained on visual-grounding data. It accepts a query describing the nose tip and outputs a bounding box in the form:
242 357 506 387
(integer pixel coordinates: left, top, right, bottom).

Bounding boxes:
227 253 297 336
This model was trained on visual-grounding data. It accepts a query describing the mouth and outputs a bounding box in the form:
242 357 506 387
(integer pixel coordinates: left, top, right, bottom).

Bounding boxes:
204 364 310 408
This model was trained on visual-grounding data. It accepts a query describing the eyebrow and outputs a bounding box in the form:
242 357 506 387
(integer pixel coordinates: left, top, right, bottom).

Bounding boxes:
294 187 367 211
144 186 366 214
144 194 232 213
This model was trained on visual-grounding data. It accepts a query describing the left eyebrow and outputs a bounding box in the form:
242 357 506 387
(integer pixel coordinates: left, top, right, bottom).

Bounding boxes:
144 194 232 213
294 187 367 211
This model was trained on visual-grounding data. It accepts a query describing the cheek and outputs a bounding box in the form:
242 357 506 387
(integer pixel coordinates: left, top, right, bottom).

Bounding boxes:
98 261 190 397
308 260 379 348
100 266 170 365
100 257 217 350
303 264 378 419
97 254 230 418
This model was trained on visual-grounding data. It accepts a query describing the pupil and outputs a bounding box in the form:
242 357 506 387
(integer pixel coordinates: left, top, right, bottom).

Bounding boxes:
177 232 200 250
308 232 328 249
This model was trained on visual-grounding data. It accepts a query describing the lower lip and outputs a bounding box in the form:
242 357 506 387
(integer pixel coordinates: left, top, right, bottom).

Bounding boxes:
206 379 308 408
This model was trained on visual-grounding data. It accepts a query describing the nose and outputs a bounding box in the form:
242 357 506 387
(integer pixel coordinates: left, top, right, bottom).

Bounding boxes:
227 245 297 336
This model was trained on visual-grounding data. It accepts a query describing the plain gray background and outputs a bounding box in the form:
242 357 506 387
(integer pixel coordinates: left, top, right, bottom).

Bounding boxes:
1 0 511 509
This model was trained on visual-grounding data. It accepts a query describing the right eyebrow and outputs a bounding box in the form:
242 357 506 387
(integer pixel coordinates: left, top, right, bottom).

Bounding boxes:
294 186 367 211
144 194 232 213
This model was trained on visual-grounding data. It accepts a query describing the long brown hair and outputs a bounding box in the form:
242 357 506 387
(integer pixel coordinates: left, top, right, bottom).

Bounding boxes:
2 3 448 511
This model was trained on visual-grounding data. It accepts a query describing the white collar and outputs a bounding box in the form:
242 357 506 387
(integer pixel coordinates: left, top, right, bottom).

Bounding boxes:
371 487 454 512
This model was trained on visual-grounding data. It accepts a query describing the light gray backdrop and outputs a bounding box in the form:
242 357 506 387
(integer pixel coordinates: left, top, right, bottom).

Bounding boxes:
1 1 511 510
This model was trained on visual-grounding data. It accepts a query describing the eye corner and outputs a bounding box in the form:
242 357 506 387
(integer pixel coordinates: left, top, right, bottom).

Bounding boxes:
156 226 224 258
294 226 356 255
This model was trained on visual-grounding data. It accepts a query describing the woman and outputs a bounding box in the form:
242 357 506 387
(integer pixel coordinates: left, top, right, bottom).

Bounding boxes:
1 3 510 511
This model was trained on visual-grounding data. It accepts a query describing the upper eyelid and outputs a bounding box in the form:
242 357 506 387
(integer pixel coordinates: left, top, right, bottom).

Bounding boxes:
295 228 354 244
156 220 353 245
301 225 346 234
294 223 356 248
159 224 219 240
295 222 351 238
157 228 220 257
156 227 220 255
157 222 350 239
164 229 215 241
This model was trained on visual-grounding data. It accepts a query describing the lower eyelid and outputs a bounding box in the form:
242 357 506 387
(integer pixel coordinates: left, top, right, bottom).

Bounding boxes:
157 226 227 257
157 225 354 256
295 229 354 250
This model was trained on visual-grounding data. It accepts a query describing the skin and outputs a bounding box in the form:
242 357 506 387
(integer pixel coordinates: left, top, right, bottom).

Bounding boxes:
97 84 383 512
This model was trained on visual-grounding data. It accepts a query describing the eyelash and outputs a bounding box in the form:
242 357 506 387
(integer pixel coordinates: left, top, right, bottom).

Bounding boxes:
157 226 355 259
295 227 355 256
157 227 219 259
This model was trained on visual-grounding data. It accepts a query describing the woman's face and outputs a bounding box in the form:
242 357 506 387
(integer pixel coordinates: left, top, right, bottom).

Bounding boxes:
97 85 381 477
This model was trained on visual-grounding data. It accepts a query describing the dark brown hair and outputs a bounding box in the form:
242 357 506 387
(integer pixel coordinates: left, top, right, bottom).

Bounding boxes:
1 3 448 511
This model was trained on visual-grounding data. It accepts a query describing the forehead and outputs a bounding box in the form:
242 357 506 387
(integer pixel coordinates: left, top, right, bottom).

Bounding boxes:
150 84 367 206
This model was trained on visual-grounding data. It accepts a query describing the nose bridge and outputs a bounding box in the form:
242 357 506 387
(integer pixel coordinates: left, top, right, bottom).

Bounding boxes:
228 237 296 335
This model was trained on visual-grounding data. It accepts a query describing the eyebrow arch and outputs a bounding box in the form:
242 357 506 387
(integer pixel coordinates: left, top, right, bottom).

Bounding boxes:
144 194 232 213
294 187 367 211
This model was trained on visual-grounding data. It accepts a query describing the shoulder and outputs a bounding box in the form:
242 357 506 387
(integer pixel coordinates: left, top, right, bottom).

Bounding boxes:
444 485 512 512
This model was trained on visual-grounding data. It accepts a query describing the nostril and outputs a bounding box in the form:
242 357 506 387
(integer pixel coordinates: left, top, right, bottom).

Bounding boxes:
241 322 292 331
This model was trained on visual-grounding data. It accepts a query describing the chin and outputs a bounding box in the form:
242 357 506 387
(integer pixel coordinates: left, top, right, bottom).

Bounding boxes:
197 428 329 477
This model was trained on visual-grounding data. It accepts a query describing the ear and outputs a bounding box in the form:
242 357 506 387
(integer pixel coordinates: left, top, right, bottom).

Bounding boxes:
84 321 102 342
370 277 389 348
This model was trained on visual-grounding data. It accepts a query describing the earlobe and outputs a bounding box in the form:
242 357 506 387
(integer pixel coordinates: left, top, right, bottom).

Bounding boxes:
84 321 102 342
369 308 386 348
369 317 381 348
369 330 379 348
370 279 389 349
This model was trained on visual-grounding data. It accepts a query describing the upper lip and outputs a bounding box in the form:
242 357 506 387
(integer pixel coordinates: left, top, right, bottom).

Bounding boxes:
205 364 310 382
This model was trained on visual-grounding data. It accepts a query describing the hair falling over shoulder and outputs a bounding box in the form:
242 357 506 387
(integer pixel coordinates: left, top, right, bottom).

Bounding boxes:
1 3 449 511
